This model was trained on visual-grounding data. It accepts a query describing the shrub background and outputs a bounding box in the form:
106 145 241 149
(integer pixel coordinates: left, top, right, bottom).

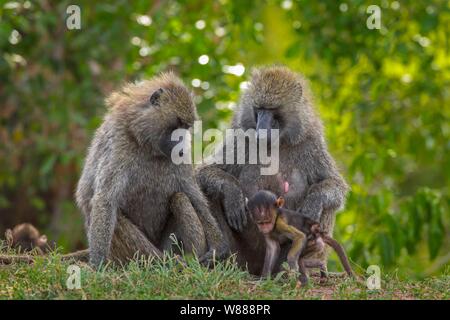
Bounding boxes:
0 0 448 276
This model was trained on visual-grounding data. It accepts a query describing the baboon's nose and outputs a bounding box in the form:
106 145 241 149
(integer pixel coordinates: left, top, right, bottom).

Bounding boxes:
256 109 274 141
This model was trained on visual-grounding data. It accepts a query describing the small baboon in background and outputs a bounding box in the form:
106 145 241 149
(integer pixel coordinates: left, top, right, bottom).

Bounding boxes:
0 223 89 264
76 72 227 268
4 223 54 253
197 66 348 274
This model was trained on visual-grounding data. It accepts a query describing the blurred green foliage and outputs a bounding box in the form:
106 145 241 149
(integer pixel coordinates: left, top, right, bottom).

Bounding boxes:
0 0 448 275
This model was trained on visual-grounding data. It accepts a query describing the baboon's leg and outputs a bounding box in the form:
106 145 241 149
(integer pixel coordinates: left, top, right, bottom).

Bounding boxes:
303 210 336 266
109 213 162 264
160 192 207 257
297 259 309 285
303 258 328 278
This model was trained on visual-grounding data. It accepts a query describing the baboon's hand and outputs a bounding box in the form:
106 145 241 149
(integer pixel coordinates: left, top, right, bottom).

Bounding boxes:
89 252 107 269
198 243 230 267
299 194 323 223
310 223 321 234
223 186 247 232
89 258 102 269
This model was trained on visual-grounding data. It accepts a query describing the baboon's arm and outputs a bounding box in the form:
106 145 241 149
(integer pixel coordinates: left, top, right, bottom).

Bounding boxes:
298 146 349 222
88 193 117 268
196 166 247 231
185 185 230 262
168 192 207 256
196 166 241 200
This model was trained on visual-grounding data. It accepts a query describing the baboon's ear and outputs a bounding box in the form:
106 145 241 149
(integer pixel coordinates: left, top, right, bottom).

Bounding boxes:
150 88 164 106
39 235 48 244
276 197 285 208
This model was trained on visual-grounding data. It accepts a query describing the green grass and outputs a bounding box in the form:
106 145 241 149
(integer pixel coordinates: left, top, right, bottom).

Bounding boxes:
0 253 448 300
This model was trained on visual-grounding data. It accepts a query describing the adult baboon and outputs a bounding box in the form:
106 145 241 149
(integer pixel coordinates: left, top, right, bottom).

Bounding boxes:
197 66 348 274
76 72 226 267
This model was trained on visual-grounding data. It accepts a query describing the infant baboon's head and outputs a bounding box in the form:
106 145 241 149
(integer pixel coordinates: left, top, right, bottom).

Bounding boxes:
5 223 49 252
106 72 197 157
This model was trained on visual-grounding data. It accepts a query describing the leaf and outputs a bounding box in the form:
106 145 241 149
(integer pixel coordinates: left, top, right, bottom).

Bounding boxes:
378 232 395 267
285 42 301 58
40 155 57 176
427 200 445 260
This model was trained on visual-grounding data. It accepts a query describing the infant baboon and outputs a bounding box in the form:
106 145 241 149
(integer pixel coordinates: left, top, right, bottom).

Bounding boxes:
247 190 354 284
5 223 54 253
197 66 348 274
76 72 226 267
0 223 89 264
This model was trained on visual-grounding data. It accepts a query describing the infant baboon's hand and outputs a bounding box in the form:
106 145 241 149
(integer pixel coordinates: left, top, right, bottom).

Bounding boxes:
310 223 321 234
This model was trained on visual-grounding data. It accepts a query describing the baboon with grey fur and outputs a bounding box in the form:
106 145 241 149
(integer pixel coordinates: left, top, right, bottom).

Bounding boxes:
76 72 226 268
197 66 348 274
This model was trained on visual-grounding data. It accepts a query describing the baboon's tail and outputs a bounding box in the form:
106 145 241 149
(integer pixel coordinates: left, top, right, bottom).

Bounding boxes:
61 249 90 262
322 234 354 277
0 249 89 265
0 254 34 264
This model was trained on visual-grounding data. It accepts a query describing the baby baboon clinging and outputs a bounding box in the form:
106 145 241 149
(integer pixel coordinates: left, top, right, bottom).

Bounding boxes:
197 66 348 274
247 190 354 284
76 72 226 268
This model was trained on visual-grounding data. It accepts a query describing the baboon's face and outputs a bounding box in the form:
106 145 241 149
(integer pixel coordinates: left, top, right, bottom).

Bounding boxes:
252 105 281 142
128 86 196 159
239 67 303 143
249 204 277 234
247 191 284 234
157 112 192 159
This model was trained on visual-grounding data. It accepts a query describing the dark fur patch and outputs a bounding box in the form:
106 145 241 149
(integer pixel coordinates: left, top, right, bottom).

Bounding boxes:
247 190 277 212
150 88 164 106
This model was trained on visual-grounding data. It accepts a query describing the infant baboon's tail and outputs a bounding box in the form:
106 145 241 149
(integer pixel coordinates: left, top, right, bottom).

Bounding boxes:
322 234 354 277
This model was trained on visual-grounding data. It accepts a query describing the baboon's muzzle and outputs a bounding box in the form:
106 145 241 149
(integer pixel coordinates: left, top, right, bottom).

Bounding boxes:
256 109 274 141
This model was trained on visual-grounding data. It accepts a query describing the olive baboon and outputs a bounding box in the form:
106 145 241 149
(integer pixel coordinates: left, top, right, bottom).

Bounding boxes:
0 223 89 264
197 66 348 274
76 72 226 268
5 223 54 253
247 190 354 284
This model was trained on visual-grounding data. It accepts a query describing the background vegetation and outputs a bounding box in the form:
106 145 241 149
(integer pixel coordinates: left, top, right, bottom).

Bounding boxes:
0 0 448 277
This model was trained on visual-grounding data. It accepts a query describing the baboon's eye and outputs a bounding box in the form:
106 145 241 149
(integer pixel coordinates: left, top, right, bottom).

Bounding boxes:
149 88 164 106
273 114 281 128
